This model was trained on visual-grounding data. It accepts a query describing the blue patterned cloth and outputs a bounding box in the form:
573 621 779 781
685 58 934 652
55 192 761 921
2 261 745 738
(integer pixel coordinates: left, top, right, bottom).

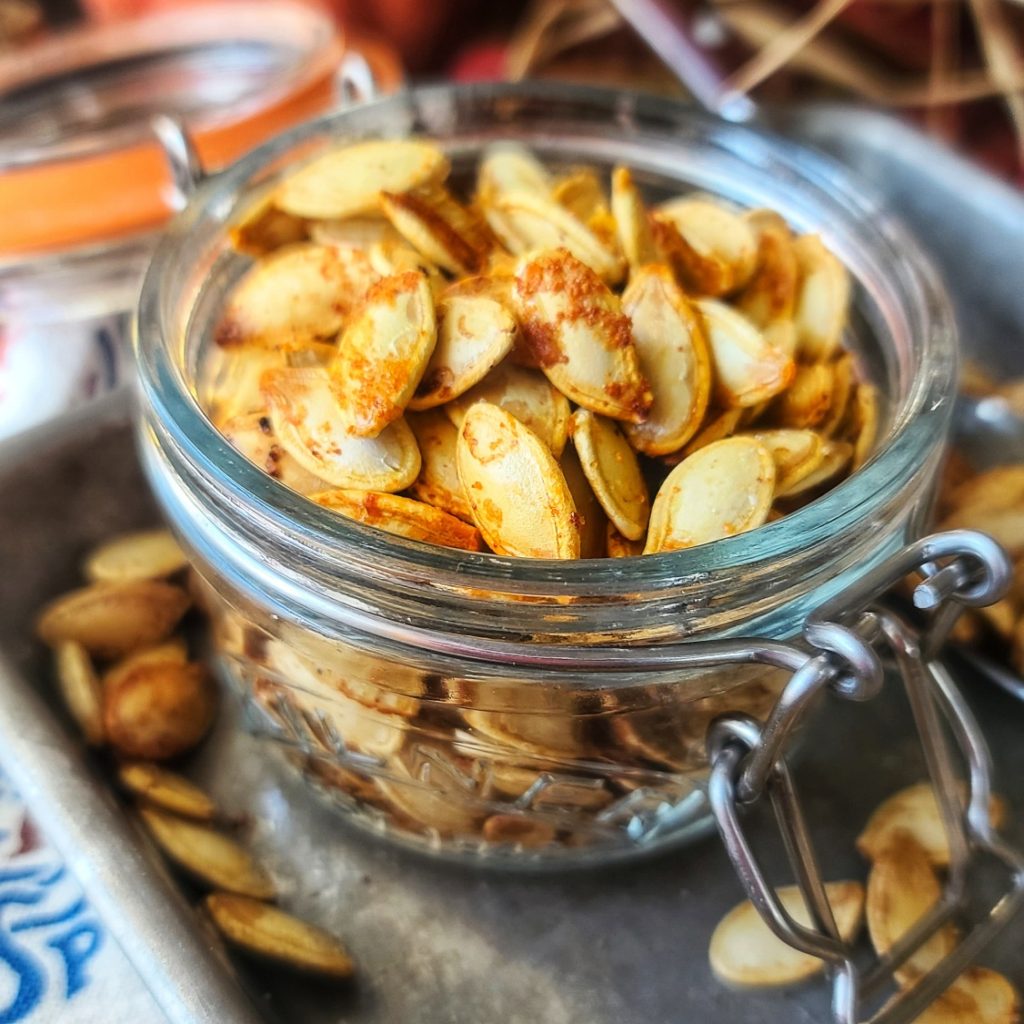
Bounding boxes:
0 770 164 1023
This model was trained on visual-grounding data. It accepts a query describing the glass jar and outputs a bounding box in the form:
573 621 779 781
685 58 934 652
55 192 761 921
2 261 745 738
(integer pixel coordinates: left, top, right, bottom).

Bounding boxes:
0 2 400 440
134 82 955 867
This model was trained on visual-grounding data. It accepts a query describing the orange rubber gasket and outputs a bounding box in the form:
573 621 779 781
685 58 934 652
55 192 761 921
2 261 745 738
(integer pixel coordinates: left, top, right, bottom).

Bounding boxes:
0 4 403 256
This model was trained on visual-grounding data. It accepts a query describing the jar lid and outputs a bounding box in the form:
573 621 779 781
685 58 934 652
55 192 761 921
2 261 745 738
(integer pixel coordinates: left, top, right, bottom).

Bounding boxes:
0 2 399 256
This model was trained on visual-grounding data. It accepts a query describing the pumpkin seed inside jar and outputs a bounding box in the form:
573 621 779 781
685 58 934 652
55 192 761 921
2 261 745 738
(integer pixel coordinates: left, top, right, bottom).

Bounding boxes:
188 136 885 858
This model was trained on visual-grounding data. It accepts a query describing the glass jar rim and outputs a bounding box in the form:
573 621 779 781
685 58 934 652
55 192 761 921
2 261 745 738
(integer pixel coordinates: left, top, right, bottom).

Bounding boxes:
135 81 955 615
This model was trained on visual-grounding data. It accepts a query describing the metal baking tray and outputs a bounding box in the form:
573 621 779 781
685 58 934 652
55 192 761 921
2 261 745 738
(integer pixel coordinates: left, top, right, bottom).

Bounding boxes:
1 106 1024 1024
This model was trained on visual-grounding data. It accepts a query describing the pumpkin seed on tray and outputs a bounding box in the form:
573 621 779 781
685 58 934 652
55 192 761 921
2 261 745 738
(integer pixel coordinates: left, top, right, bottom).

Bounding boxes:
203 139 876 558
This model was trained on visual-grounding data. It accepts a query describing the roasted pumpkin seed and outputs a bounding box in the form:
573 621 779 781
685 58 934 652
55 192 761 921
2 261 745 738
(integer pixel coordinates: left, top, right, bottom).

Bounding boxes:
515 249 650 421
104 660 216 761
793 234 851 361
408 293 516 410
312 489 483 551
851 383 880 470
381 185 494 275
408 410 473 521
457 402 579 559
622 264 712 455
482 814 557 848
492 193 623 283
736 216 799 327
680 408 744 458
119 763 218 821
220 413 331 495
645 437 775 553
857 782 1006 867
696 299 794 408
328 270 437 437
657 197 757 294
770 361 834 429
445 361 571 458
140 808 275 899
776 438 852 499
560 443 607 559
84 529 187 584
205 893 355 978
261 367 421 491
275 140 449 219
709 881 864 988
749 429 825 495
611 165 658 271
215 243 368 349
309 214 403 250
570 408 649 541
103 636 189 690
865 831 958 984
54 641 105 745
36 581 191 659
606 522 644 558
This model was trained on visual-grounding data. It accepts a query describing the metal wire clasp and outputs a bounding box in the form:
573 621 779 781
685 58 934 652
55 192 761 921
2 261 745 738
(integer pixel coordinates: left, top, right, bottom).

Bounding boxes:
706 529 1024 1024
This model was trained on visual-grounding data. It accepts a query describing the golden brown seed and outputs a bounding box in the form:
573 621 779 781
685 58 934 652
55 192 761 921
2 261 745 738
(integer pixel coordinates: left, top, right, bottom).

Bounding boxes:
611 166 658 271
776 439 852 499
408 410 474 521
770 362 834 430
857 782 1006 867
103 637 189 690
551 168 607 222
140 808 275 899
104 661 215 761
680 409 744 459
309 214 404 250
328 270 437 437
457 402 580 559
261 367 421 491
36 581 191 659
275 139 449 219
229 192 308 256
476 143 551 204
657 197 758 294
622 264 712 455
645 437 775 553
119 763 218 821
560 444 607 559
793 234 851 361
696 299 794 408
865 832 958 985
311 489 483 552
380 185 494 275
215 243 368 349
490 192 623 284
819 352 855 436
83 529 187 584
220 413 331 495
374 746 482 834
709 881 864 988
445 362 571 458
569 409 650 542
407 293 516 410
482 814 557 848
750 429 825 496
54 641 105 746
199 345 287 426
514 249 651 422
205 893 355 979
905 967 1020 1024
851 383 880 470
607 522 644 558
736 217 799 327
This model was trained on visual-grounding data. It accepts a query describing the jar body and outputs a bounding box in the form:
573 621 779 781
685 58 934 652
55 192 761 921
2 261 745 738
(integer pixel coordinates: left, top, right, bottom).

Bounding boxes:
135 83 955 865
